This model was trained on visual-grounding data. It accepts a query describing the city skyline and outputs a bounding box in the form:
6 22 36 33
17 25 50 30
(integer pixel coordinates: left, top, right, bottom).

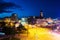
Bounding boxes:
0 0 60 18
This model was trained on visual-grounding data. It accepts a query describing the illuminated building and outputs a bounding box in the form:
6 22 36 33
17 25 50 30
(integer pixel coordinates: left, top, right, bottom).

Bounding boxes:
40 10 44 19
46 17 54 23
3 17 15 27
35 10 44 19
3 17 11 23
21 18 28 25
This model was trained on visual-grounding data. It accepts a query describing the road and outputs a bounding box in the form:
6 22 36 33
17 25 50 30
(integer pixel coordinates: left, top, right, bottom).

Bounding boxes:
15 27 60 40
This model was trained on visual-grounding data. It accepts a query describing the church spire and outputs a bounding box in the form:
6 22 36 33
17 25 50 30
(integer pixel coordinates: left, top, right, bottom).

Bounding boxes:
40 10 44 19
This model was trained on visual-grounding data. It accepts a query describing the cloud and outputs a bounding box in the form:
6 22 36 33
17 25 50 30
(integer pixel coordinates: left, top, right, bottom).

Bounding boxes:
0 0 22 13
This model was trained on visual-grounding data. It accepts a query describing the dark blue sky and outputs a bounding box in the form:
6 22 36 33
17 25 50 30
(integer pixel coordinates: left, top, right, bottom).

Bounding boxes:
0 0 60 18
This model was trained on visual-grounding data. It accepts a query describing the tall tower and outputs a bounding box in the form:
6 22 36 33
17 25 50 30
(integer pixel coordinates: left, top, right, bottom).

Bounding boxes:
40 10 44 19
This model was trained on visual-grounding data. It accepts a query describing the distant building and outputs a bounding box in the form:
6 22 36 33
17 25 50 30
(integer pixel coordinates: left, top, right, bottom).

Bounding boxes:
35 10 44 19
3 17 11 23
39 10 44 19
11 13 18 22
27 16 36 24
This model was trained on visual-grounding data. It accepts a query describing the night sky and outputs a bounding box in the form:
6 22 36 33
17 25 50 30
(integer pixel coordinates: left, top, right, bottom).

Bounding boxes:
0 0 60 18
